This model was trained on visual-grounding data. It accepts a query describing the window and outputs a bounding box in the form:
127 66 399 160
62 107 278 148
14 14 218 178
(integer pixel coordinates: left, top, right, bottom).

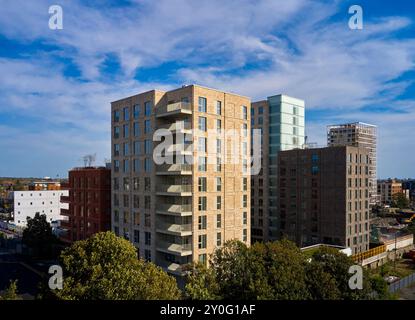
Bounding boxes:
198 137 207 153
123 159 129 173
216 157 221 172
198 215 207 230
198 254 207 264
134 141 140 155
133 159 140 172
114 126 120 139
216 101 222 115
133 104 140 119
198 157 207 172
133 122 140 136
216 196 221 210
216 139 221 154
198 235 207 249
258 106 264 114
198 117 207 132
145 232 151 245
123 143 129 156
198 196 207 211
144 196 151 209
216 232 222 246
123 177 130 191
123 107 129 121
243 229 247 242
144 140 152 154
144 249 151 261
311 166 319 175
243 212 247 225
243 123 247 137
198 177 207 192
144 120 151 134
242 106 248 120
216 177 222 192
133 195 139 209
134 230 139 243
216 119 222 133
216 214 221 228
123 124 129 138
243 177 247 191
114 110 120 122
198 97 207 112
144 101 151 116
242 194 247 208
114 143 120 156
144 158 152 172
144 177 151 191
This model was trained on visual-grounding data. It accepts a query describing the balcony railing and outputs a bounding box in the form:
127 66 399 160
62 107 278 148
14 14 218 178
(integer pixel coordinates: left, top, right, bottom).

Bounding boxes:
156 184 192 194
159 122 192 131
156 204 192 215
156 102 192 117
61 208 70 215
156 222 192 234
158 260 186 275
60 196 70 203
157 241 192 255
156 163 192 175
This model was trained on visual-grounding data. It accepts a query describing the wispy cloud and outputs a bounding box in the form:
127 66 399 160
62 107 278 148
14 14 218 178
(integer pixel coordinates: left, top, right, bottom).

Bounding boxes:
0 0 414 177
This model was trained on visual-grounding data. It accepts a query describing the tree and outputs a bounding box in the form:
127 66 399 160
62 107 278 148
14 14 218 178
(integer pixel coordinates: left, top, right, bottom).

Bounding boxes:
22 213 59 258
185 239 310 300
55 231 181 300
308 247 373 300
392 192 410 209
0 280 21 300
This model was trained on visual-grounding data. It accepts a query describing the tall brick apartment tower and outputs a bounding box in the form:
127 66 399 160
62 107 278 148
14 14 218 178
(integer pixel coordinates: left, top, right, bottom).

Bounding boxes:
278 146 371 254
111 84 251 276
60 167 111 243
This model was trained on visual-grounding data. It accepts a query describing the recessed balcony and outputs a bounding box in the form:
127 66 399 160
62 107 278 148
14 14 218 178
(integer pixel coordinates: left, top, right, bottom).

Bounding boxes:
156 221 192 236
156 102 192 118
156 164 192 175
156 204 192 216
156 241 192 256
156 184 192 196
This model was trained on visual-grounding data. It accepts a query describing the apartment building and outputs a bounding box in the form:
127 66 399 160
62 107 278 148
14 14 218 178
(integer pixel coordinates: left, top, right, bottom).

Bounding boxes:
377 179 403 205
327 122 377 205
60 167 111 243
13 189 68 227
278 146 371 254
251 94 305 242
111 84 251 275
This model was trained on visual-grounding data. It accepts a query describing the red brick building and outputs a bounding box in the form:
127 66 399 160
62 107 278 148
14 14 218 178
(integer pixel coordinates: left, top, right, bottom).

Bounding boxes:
61 167 111 243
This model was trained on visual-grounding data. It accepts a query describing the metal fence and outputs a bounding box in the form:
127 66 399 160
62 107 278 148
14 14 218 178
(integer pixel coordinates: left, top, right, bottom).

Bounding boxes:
389 272 415 293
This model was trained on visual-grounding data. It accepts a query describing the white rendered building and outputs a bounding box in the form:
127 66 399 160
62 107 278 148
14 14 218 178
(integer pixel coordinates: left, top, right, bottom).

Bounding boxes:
13 190 69 227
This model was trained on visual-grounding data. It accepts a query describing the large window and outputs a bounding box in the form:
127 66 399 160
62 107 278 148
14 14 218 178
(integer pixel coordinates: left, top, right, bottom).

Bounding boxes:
216 177 222 192
198 137 207 153
242 106 248 120
133 104 140 119
198 157 207 172
198 235 207 249
198 215 207 230
198 97 207 112
216 101 222 115
123 107 129 121
114 110 120 122
198 116 207 132
133 122 140 137
198 177 207 192
123 124 129 138
144 101 152 116
216 196 222 210
198 196 207 211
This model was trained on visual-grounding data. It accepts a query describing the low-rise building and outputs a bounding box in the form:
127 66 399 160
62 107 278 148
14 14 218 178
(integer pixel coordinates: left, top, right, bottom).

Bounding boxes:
377 179 403 205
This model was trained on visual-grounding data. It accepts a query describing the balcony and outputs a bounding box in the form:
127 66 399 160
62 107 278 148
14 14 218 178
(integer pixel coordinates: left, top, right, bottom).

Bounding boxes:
156 102 192 118
60 196 70 203
158 260 187 276
156 241 192 256
156 184 192 196
159 121 192 133
156 221 192 236
61 208 70 216
156 164 192 175
156 204 192 216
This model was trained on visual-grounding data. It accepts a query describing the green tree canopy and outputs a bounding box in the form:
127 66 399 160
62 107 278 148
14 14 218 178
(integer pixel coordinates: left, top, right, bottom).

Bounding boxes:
56 231 181 300
22 212 58 258
392 192 410 209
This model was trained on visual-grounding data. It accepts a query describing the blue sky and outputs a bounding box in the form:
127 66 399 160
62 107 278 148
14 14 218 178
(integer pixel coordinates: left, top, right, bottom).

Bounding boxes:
0 0 414 178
